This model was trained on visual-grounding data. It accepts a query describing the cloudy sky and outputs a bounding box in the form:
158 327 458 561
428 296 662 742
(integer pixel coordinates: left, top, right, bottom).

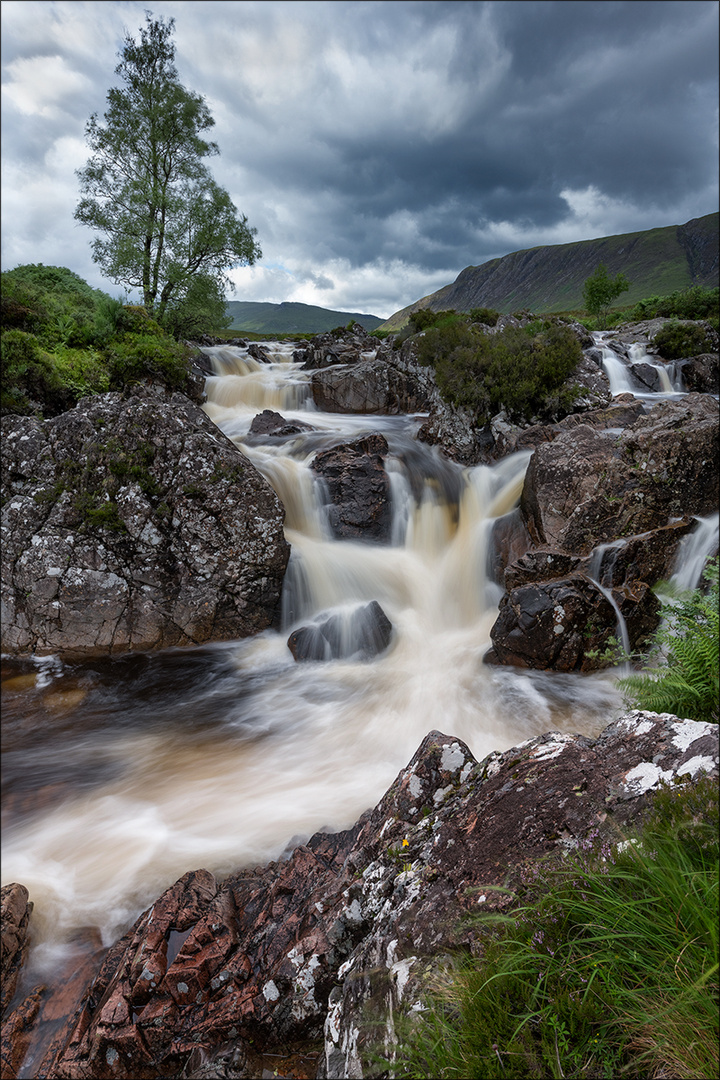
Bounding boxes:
1 0 718 318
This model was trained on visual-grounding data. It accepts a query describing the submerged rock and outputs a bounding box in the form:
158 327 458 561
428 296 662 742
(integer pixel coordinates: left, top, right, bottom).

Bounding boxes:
287 601 393 662
14 715 716 1079
1 385 290 657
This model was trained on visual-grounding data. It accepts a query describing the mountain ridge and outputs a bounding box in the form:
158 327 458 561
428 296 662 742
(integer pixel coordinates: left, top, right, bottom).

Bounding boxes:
380 212 719 330
224 300 383 334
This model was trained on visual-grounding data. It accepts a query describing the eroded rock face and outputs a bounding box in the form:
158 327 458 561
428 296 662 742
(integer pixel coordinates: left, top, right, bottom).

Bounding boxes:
678 353 719 394
310 434 392 542
294 326 377 370
17 715 716 1080
1 386 290 656
310 353 435 417
520 394 719 554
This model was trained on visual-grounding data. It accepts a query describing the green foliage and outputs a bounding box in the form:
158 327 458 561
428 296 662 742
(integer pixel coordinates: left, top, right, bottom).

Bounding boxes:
652 319 717 360
618 559 719 723
409 308 461 332
160 274 232 339
469 307 500 326
389 775 719 1079
0 328 71 415
632 286 719 324
1 265 194 416
582 264 631 328
417 320 583 426
74 13 260 319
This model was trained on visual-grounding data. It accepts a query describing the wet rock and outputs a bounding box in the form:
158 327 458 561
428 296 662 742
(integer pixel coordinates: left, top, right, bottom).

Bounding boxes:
677 353 719 394
294 326 377 371
1 883 33 1017
14 717 718 1080
248 410 316 438
582 519 698 588
310 352 435 416
486 573 660 671
628 361 662 392
287 601 393 662
503 549 582 592
520 394 719 554
488 397 645 460
1 385 290 657
310 434 392 542
247 344 272 364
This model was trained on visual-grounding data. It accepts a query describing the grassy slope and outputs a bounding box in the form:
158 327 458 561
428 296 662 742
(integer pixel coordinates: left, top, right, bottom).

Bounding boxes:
224 300 383 334
381 213 719 330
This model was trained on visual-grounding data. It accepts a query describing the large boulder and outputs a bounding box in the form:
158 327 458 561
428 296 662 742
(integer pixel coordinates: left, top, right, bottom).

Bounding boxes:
17 716 717 1080
1 386 290 657
485 573 660 672
520 393 719 554
310 433 392 542
310 352 435 416
677 353 719 394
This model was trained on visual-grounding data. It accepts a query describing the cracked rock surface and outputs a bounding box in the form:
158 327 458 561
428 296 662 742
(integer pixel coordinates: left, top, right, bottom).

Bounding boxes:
1 385 290 656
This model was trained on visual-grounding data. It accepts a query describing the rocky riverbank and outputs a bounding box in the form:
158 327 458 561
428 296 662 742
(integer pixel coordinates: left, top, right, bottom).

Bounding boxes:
1 315 719 1078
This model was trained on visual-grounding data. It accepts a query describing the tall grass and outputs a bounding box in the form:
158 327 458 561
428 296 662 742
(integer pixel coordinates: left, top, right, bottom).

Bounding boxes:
388 775 719 1079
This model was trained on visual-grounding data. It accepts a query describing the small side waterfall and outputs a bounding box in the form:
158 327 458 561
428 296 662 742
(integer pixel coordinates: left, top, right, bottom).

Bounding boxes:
585 540 632 661
595 333 685 400
670 514 719 591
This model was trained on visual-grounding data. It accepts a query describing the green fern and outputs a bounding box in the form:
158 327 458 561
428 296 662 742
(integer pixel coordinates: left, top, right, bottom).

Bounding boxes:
618 557 719 723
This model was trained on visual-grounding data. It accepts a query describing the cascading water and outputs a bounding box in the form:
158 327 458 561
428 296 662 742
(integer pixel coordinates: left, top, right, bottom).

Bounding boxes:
2 338 704 984
595 332 685 401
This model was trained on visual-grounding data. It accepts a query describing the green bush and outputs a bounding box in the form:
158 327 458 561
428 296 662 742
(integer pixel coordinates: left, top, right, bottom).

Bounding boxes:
106 332 190 391
652 320 717 360
633 286 719 324
421 321 583 426
0 329 72 415
388 775 719 1080
469 307 500 326
618 558 719 723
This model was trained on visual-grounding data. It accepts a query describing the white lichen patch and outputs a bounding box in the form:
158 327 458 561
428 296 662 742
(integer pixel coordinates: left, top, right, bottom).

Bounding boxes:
389 957 416 1003
677 754 717 778
671 719 717 753
409 773 423 798
440 744 465 772
531 732 574 761
622 761 674 796
263 980 280 1002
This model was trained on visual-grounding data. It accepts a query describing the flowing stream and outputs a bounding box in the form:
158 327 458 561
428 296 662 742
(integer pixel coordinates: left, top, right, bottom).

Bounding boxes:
1 339 714 987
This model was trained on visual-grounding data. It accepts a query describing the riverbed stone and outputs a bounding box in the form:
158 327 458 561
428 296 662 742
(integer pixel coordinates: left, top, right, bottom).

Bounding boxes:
310 434 392 542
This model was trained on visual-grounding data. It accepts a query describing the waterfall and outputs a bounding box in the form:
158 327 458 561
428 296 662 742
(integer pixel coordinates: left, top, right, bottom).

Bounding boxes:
1 340 624 957
670 514 719 591
595 333 685 400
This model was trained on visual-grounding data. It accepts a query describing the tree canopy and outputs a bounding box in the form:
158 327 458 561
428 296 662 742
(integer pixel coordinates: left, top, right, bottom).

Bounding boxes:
582 264 630 327
75 13 260 327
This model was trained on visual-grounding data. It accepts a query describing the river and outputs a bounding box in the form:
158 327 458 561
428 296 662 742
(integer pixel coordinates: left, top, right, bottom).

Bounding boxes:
1 336 714 994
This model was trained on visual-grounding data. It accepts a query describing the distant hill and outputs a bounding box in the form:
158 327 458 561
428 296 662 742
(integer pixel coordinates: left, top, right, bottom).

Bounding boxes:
380 213 719 330
224 301 384 334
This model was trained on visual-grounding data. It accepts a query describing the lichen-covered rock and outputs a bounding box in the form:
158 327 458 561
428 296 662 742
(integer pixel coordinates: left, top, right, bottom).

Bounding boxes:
1 386 290 657
520 393 719 553
21 715 717 1080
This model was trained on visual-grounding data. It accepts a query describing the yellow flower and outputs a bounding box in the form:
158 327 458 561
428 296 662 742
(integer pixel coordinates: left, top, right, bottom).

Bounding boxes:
402 838 409 847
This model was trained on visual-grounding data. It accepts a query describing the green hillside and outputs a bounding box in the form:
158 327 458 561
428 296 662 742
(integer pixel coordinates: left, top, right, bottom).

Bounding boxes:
381 213 719 330
225 301 383 334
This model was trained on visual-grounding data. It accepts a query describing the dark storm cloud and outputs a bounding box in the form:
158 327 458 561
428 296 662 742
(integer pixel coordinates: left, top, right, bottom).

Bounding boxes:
1 0 717 316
